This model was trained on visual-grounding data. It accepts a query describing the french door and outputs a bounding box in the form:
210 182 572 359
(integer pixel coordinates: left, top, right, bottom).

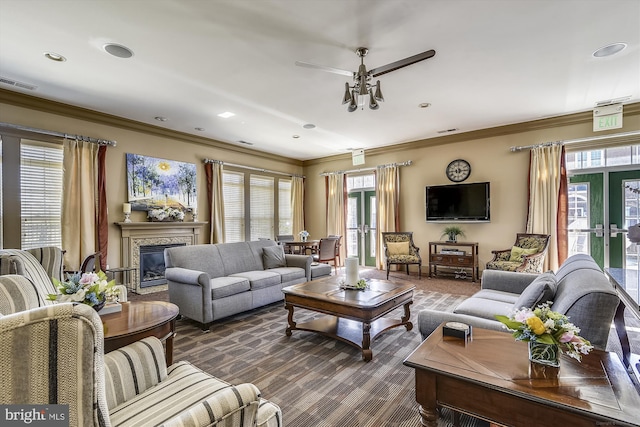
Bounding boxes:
568 169 640 270
346 190 376 266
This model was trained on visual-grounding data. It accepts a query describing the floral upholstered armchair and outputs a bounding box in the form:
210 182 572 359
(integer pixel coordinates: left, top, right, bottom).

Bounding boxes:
486 233 551 273
381 232 422 279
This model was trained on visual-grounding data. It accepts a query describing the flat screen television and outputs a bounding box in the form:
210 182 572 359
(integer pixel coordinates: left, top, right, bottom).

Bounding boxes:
426 182 490 222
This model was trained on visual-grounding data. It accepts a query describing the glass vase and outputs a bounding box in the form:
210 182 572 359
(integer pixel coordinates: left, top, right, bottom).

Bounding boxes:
528 341 560 367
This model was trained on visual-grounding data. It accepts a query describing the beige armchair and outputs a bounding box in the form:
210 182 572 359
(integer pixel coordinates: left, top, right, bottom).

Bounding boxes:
382 232 422 280
486 233 551 273
0 300 283 427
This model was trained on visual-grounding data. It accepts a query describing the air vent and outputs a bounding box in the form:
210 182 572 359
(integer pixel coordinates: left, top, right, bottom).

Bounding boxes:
0 77 37 90
437 128 459 134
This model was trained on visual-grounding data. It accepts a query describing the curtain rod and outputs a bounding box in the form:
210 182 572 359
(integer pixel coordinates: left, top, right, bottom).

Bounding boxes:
0 122 116 146
510 130 640 152
203 158 304 178
319 160 413 176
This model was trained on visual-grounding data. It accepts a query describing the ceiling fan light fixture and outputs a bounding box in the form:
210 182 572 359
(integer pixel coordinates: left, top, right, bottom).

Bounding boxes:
348 90 358 112
342 82 352 104
374 80 384 101
369 89 379 110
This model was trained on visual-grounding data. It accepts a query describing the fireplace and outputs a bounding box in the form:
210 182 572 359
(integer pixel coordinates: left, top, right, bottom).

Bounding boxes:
139 243 186 288
117 221 206 294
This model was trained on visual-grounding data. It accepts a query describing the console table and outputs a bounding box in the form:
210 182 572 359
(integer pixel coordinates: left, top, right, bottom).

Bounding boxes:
428 241 479 282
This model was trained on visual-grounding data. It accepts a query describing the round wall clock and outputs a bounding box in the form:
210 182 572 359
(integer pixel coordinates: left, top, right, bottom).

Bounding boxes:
446 159 471 182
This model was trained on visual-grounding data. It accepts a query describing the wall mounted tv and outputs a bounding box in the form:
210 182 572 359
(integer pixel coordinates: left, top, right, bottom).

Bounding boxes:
425 182 490 222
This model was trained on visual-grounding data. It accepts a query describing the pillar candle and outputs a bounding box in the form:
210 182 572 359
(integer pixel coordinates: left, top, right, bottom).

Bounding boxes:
123 203 131 213
346 257 359 285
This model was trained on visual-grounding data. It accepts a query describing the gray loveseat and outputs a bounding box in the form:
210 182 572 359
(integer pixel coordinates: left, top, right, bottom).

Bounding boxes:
165 240 311 329
418 254 619 349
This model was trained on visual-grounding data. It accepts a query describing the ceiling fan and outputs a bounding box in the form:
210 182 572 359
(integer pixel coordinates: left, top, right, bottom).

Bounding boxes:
296 47 436 111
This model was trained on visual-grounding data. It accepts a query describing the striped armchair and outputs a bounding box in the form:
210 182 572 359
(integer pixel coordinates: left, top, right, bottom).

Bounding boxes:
0 302 283 427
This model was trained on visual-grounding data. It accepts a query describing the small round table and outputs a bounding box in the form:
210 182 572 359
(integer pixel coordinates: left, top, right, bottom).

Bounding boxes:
102 301 179 365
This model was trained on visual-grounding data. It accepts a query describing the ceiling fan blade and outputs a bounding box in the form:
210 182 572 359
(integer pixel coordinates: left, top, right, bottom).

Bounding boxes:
295 61 354 77
369 49 436 78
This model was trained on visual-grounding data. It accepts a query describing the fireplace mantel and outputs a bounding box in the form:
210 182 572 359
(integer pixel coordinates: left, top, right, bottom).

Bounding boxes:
116 221 207 294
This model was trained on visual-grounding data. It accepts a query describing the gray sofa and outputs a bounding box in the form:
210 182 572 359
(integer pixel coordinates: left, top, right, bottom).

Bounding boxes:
418 254 619 350
165 240 311 329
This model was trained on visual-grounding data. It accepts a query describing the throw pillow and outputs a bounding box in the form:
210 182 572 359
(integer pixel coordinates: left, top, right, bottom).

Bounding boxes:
387 241 410 255
509 246 539 262
263 245 286 269
512 271 557 309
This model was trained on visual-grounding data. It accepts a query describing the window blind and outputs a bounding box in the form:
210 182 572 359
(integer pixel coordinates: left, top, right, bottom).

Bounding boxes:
250 174 274 240
279 179 292 235
20 141 63 249
223 171 245 242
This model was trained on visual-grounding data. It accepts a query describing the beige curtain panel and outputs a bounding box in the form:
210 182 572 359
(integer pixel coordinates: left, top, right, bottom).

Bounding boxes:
375 165 399 270
62 138 99 271
291 176 305 236
206 161 226 244
527 144 563 271
326 174 346 265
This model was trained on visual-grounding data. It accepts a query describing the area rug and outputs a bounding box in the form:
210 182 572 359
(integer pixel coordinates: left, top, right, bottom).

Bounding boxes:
172 285 486 427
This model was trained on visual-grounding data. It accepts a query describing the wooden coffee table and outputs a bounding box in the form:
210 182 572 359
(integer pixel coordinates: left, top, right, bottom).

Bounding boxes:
282 276 414 361
404 324 640 427
102 301 179 365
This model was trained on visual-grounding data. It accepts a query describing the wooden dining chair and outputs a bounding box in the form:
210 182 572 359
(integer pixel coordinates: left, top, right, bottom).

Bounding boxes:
312 238 339 273
328 234 342 267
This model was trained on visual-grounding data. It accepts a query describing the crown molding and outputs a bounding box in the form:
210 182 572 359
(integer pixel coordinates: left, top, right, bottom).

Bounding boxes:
304 102 640 166
2 88 637 169
0 89 303 167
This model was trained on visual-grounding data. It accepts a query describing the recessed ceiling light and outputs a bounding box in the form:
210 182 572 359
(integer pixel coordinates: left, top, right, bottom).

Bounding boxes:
154 116 168 122
292 135 300 139
44 52 66 62
418 103 431 108
593 42 627 58
217 112 235 119
103 43 134 59
195 127 205 131
303 123 316 129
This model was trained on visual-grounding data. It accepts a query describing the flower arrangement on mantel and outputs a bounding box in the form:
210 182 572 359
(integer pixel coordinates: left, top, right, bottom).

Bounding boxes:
495 302 593 362
47 271 116 311
147 207 185 222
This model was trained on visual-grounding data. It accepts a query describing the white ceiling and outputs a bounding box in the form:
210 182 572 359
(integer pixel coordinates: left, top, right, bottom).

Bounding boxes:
0 0 638 160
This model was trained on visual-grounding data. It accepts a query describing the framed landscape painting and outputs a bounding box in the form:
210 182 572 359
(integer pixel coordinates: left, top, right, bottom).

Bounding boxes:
126 153 197 211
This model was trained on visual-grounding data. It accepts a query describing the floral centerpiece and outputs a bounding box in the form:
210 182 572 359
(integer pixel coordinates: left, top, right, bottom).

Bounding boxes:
147 207 185 222
299 230 310 242
47 271 117 311
495 303 593 366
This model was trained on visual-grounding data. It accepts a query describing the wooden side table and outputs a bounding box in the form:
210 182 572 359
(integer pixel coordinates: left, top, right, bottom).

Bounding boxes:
102 301 179 365
428 241 479 281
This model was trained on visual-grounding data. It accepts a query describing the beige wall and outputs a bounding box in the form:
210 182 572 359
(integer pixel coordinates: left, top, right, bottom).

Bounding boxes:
303 110 640 270
2 91 639 273
0 94 303 268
